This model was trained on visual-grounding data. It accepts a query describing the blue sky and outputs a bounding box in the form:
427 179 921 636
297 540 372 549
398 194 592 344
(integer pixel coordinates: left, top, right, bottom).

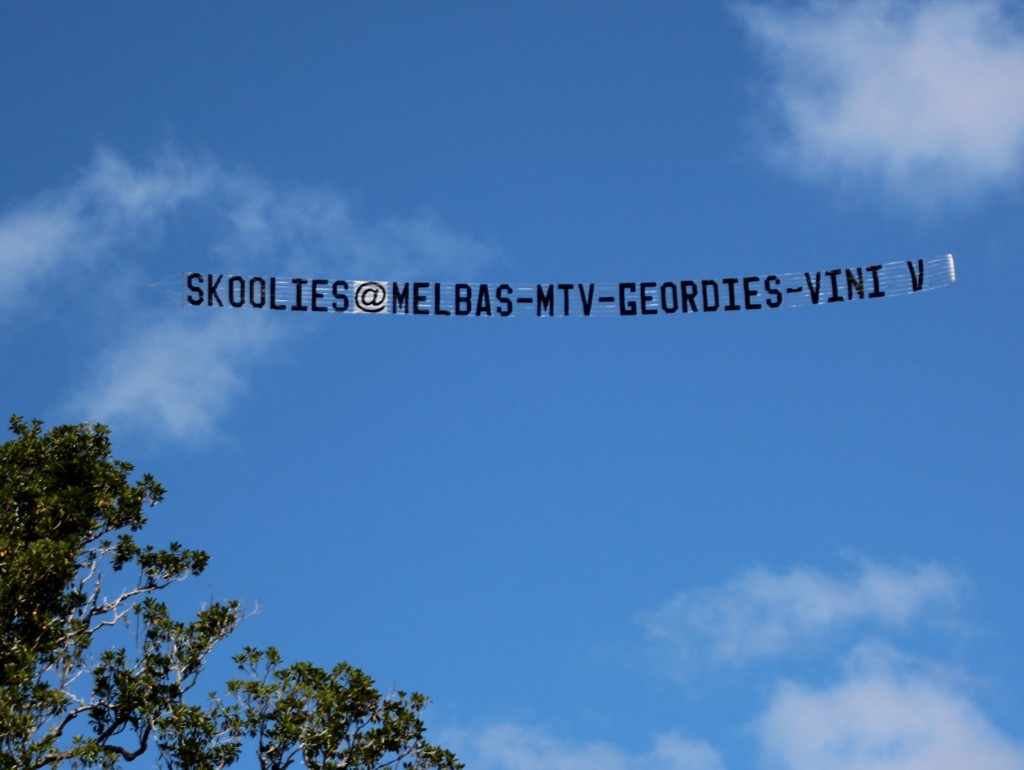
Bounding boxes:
3 2 1024 768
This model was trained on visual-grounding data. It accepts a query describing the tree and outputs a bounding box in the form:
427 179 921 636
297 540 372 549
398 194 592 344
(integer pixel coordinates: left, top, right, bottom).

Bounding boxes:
0 417 461 770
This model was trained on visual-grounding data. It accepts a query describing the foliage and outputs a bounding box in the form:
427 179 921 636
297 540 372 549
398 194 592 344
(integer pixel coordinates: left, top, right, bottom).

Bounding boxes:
0 417 461 770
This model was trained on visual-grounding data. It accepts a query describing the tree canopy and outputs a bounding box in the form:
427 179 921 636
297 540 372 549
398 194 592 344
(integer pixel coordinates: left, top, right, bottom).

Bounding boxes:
0 416 461 770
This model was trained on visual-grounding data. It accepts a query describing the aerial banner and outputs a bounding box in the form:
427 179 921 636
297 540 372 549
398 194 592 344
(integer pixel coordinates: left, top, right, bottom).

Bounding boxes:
183 254 955 318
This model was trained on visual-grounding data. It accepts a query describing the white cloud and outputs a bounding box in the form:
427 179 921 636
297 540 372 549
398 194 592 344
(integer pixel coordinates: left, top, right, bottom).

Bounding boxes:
456 724 725 770
215 180 494 278
452 561 1014 770
643 561 961 664
0 147 218 306
758 668 1024 770
66 313 280 441
739 0 1024 197
0 200 83 304
0 146 496 439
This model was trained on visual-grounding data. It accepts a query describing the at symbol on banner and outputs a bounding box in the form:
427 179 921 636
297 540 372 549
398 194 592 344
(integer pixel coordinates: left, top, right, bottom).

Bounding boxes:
354 281 388 313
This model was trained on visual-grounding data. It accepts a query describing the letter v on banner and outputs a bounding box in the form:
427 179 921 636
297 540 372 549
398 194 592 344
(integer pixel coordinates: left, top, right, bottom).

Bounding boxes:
908 259 925 292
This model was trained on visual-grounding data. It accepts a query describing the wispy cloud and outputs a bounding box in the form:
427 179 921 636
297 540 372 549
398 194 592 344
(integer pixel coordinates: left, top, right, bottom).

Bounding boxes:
758 663 1024 770
215 176 495 279
642 561 961 665
738 0 1024 199
0 147 218 308
454 724 725 770
0 146 496 439
452 560 1011 770
66 313 280 441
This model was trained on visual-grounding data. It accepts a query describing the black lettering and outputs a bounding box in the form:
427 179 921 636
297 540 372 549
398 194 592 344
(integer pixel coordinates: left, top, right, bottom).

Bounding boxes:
227 276 245 308
660 282 679 314
701 280 719 312
250 277 267 309
454 283 472 315
433 283 450 316
186 273 204 306
640 282 658 315
391 283 410 313
805 272 822 304
681 281 698 312
908 259 925 292
866 265 885 298
765 275 782 308
331 280 349 312
557 283 573 315
270 277 287 310
413 282 430 315
619 282 637 315
825 269 843 303
743 276 761 310
845 268 864 300
291 278 308 311
537 284 555 316
578 284 595 316
723 277 741 311
496 284 512 316
207 274 223 307
476 284 492 316
310 279 328 312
